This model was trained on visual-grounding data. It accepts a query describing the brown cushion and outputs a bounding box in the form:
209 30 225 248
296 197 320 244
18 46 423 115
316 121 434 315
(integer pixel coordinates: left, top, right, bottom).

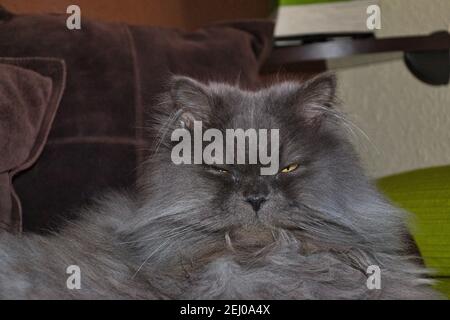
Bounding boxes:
0 58 66 232
0 7 274 233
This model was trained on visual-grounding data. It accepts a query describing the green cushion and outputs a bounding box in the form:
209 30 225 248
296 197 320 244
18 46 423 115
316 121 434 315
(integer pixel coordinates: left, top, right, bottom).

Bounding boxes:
378 166 450 298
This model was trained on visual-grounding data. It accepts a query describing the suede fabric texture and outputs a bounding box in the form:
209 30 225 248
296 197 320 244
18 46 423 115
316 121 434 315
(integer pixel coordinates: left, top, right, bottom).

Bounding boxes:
0 7 274 233
0 58 66 232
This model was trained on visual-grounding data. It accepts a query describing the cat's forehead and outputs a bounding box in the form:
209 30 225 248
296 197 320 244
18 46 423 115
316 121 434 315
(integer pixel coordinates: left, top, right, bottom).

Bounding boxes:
204 83 314 161
208 85 288 130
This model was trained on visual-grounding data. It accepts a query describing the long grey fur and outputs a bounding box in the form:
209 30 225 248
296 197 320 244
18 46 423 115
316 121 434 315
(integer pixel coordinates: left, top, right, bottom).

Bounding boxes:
0 74 442 299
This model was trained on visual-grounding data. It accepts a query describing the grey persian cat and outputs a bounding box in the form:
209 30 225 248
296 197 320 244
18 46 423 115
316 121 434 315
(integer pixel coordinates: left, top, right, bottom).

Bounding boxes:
0 74 440 299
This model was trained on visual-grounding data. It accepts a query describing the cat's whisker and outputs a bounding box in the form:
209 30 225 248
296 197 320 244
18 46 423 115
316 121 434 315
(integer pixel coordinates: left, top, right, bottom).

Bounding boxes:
132 238 173 278
132 224 220 279
131 226 200 276
312 105 380 155
132 221 222 278
118 224 190 244
225 232 235 252
151 109 182 158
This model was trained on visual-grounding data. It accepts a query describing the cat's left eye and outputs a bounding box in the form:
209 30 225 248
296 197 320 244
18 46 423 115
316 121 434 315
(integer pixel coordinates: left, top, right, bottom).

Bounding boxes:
209 165 229 174
280 163 299 173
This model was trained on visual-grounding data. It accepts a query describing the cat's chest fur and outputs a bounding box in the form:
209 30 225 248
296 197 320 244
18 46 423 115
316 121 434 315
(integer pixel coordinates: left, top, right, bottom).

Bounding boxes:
145 241 375 300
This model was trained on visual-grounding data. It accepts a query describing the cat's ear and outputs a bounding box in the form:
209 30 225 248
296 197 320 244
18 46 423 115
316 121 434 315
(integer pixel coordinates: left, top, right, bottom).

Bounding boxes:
170 76 211 130
296 72 337 124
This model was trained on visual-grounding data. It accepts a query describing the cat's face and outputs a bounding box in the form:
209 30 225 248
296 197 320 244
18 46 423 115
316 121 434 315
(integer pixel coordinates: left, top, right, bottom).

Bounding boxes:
145 74 360 246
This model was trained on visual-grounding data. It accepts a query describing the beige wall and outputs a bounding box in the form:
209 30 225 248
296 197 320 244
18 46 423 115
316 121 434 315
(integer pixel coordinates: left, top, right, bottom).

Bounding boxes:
331 0 450 178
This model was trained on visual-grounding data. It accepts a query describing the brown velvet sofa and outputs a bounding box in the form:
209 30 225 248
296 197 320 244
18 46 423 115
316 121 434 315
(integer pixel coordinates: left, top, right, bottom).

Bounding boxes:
0 6 274 233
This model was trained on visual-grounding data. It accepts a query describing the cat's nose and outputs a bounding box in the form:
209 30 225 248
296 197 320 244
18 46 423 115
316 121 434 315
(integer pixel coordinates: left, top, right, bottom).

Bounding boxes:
245 195 267 212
